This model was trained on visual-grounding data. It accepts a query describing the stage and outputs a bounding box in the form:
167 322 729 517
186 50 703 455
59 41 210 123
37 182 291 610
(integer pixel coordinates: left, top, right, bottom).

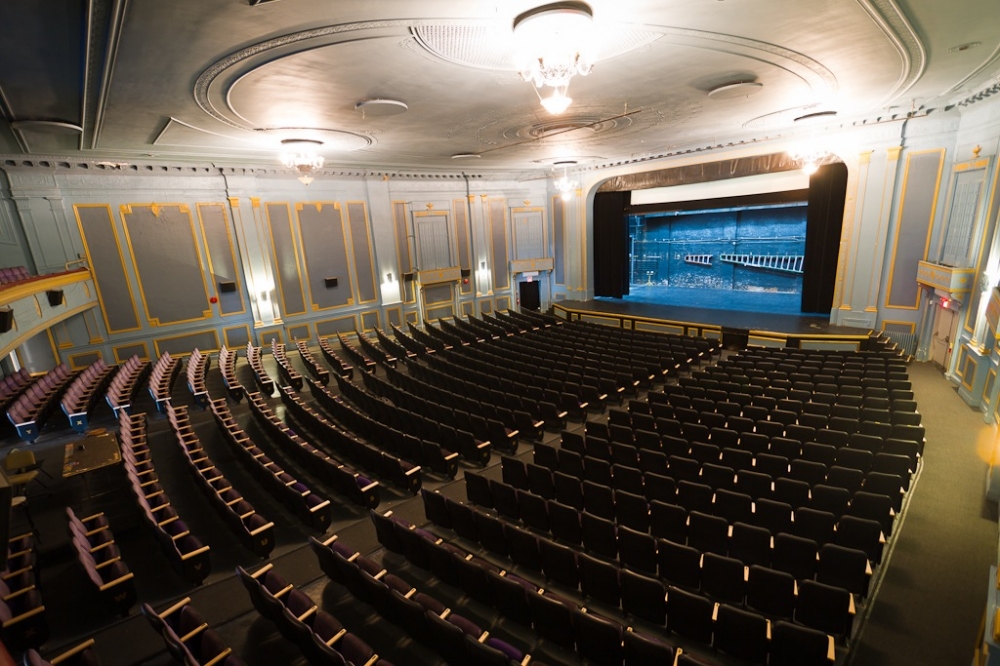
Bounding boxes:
551 298 873 350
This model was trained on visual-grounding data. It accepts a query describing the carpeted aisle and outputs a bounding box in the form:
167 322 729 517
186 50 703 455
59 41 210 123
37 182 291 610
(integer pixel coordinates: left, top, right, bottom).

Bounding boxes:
849 361 998 666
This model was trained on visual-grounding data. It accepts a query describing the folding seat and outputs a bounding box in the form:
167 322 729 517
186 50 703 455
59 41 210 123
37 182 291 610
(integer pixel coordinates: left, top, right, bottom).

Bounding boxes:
786 424 817 444
423 537 465 589
558 448 586 477
811 484 850 517
772 532 819 581
742 404 769 422
572 607 625 666
622 626 675 666
547 499 582 546
751 394 777 411
891 410 922 427
728 415 756 434
718 446 754 473
871 452 912 490
793 507 836 546
644 472 676 503
882 438 919 469
818 543 870 597
615 490 650 532
666 586 714 644
578 551 622 605
744 564 796 620
802 442 837 467
528 590 576 649
770 409 798 427
674 406 700 425
561 430 586 456
656 538 700 589
633 429 660 452
766 436 799 460
687 510 729 555
796 579 854 638
713 488 753 525
770 620 835 666
490 480 520 521
489 570 534 626
681 422 709 444
828 416 859 434
700 462 735 491
667 455 699 483
554 472 584 509
517 489 550 533
789 459 827 487
634 449 665 476
609 424 634 447
773 477 810 509
752 497 793 536
582 511 618 559
735 469 772 500
618 569 667 626
533 442 559 470
612 464 644 496
442 498 476 541
755 452 790 479
525 463 555 500
474 511 509 556
660 434 689 457
798 412 829 429
655 417 683 437
889 388 914 401
584 456 614 487
700 411 727 430
824 465 865 496
835 514 885 564
777 398 803 414
649 501 687 543
765 386 789 400
755 420 785 438
849 490 895 536
830 404 859 419
726 521 770 567
713 604 769 664
677 480 714 514
816 428 849 449
863 471 904 511
700 552 746 604
608 408 631 428
715 401 741 418
464 472 494 509
583 481 615 520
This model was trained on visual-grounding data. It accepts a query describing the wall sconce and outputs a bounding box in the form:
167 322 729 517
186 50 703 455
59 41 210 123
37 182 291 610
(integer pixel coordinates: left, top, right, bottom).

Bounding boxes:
381 271 402 305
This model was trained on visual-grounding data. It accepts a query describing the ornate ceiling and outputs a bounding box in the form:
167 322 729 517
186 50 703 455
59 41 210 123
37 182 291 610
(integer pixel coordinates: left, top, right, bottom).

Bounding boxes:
0 0 998 175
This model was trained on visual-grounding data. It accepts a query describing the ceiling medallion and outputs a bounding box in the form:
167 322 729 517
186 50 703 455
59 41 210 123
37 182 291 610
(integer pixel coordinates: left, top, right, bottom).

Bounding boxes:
512 2 595 115
354 99 409 118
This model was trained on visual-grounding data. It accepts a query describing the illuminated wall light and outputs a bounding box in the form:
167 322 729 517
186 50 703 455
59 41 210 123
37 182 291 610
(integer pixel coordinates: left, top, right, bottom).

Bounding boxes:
381 271 402 305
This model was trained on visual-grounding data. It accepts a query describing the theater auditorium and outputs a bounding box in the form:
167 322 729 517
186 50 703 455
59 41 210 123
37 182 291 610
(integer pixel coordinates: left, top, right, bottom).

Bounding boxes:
0 1 999 665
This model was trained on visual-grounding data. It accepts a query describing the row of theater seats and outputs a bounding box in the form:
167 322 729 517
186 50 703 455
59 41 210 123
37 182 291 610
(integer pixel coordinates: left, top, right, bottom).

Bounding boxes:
185 348 211 408
388 323 436 357
295 340 330 386
104 354 149 418
318 337 353 379
119 411 211 585
6 364 76 442
374 327 415 364
270 341 303 391
359 372 494 462
23 638 101 666
60 360 116 433
244 343 275 396
279 386 423 494
0 369 33 418
0 266 31 284
0 532 46 652
355 329 396 370
217 345 244 402
375 509 834 666
165 403 275 557
334 376 491 469
66 507 135 617
337 332 377 373
208 398 331 532
237 557 390 666
142 596 245 666
246 391 381 509
382 363 521 451
147 352 180 414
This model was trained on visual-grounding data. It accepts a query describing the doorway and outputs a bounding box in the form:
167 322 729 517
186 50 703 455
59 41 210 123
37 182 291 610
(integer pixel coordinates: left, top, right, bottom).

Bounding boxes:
519 280 541 311
930 305 957 370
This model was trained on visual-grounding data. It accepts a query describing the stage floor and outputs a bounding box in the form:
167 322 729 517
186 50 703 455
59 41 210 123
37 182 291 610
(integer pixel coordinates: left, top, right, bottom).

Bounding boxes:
556 296 869 337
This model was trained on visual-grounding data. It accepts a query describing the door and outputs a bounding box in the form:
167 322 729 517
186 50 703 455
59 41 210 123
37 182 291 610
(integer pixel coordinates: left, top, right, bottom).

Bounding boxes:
930 306 956 369
519 280 541 311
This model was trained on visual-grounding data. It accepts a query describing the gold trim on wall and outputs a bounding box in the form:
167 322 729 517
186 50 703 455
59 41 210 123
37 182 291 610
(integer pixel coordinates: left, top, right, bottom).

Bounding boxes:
112 341 150 363
153 329 221 358
68 350 102 370
880 319 916 334
223 324 252 348
266 202 308 317
884 149 946 311
46 329 60 364
72 204 142 334
313 315 357 339
196 202 247 317
346 201 379 305
256 327 283 346
960 159 998 335
384 305 402 328
120 203 214 327
360 309 381 332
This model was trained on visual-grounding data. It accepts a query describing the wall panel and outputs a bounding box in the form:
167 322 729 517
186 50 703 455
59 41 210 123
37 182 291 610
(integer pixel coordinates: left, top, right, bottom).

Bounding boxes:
346 202 377 303
297 203 353 309
489 199 509 290
265 202 307 316
154 329 219 357
553 197 566 284
74 204 141 333
197 203 246 316
315 315 357 337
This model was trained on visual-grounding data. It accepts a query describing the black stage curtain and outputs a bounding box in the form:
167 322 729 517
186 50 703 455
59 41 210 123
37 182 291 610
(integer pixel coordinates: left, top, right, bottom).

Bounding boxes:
593 191 630 298
801 162 848 314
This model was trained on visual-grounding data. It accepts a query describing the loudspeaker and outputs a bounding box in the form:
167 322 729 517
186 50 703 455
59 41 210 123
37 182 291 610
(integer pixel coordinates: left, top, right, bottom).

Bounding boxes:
0 308 12 334
403 272 415 282
219 281 237 293
324 277 339 288
460 268 471 278
46 289 64 307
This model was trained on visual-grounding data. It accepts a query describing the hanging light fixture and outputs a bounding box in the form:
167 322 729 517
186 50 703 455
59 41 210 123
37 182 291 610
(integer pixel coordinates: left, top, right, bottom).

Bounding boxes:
280 139 325 185
553 165 575 201
787 141 829 175
513 2 595 115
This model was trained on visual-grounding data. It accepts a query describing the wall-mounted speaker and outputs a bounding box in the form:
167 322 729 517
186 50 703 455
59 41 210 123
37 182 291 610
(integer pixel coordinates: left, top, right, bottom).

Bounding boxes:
0 308 12 334
460 269 471 278
46 289 64 307
219 281 237 293
324 277 339 288
403 272 415 282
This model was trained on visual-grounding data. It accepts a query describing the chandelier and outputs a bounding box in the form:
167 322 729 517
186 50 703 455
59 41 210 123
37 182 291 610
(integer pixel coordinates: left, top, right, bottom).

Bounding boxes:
280 139 325 185
553 165 575 201
787 142 830 175
513 2 595 115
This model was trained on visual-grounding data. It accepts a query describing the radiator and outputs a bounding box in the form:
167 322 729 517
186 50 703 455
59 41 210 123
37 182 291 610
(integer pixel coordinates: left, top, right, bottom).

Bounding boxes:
885 331 917 357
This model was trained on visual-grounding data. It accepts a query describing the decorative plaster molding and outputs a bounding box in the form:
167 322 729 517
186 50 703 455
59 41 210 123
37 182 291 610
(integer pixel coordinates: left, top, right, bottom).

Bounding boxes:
855 0 926 103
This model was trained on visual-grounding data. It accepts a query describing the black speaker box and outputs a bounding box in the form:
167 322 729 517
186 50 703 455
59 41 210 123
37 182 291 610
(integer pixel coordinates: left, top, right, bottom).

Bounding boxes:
403 272 415 282
46 289 64 307
219 281 237 293
324 277 338 288
0 308 12 334
460 268 471 278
